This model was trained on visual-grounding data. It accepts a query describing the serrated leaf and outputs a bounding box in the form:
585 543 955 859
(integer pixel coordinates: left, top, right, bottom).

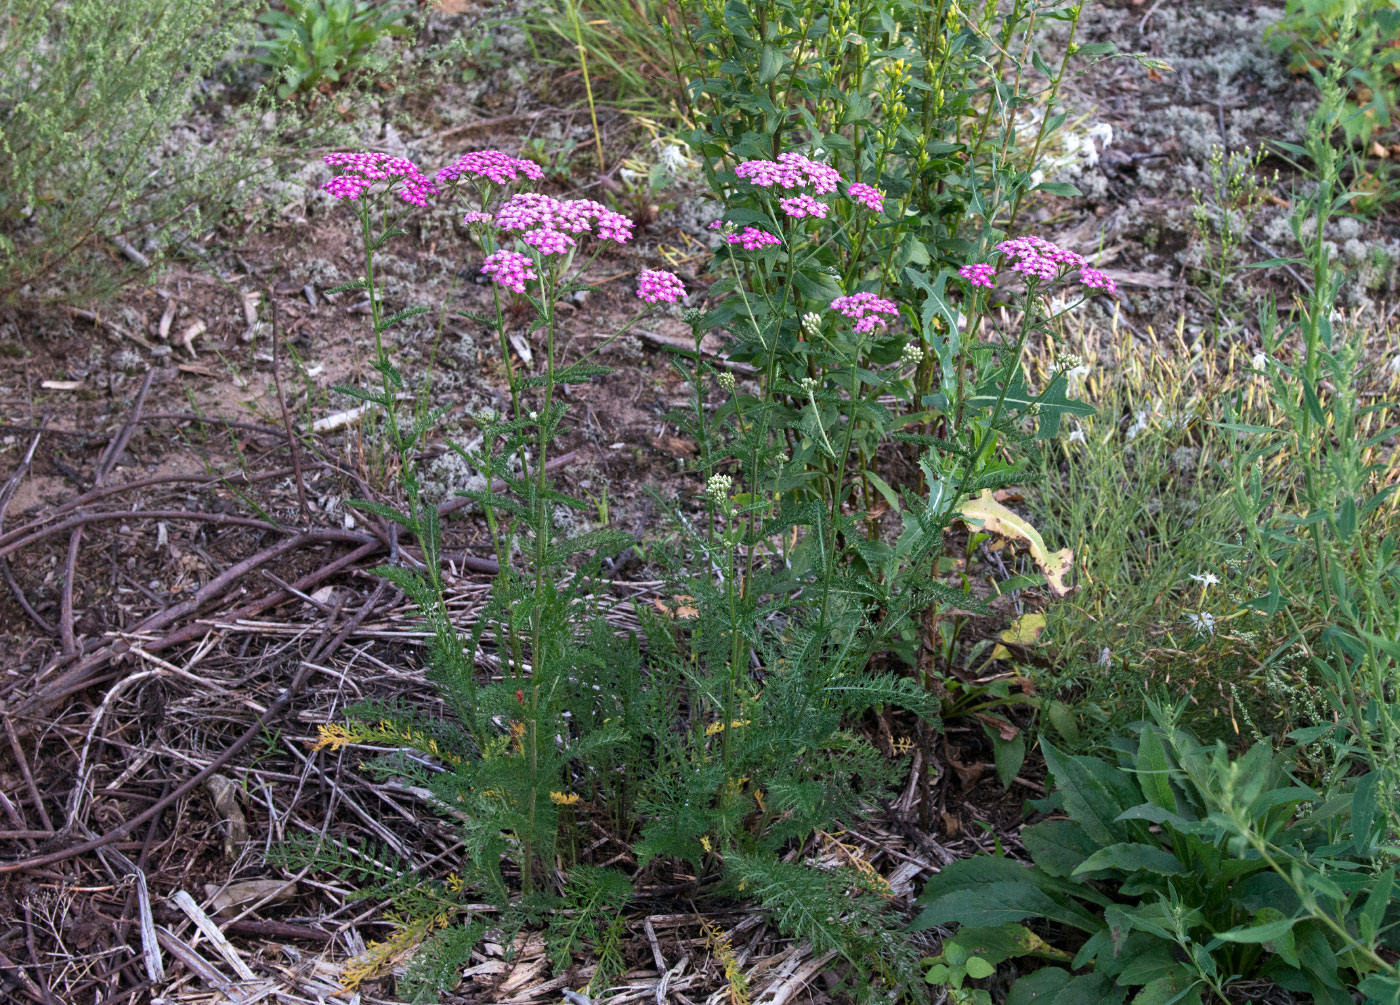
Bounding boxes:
376 305 431 333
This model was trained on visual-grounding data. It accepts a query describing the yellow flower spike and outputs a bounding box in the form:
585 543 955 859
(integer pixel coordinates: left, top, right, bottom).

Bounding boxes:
549 791 581 806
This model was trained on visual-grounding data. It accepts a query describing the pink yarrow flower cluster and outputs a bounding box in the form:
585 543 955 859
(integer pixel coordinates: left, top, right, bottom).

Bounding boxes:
780 194 829 220
959 263 997 289
636 269 686 304
734 152 843 195
436 150 543 187
494 192 634 254
831 291 901 334
481 250 538 294
322 152 437 207
847 182 884 212
960 235 1117 295
725 226 782 250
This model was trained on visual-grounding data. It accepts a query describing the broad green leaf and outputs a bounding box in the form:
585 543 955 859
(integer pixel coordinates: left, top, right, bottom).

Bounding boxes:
1005 967 1071 1005
1021 819 1095 878
1073 843 1186 877
912 881 1097 933
964 956 995 979
945 925 1072 967
1041 741 1140 846
1135 727 1176 813
1131 974 1202 1005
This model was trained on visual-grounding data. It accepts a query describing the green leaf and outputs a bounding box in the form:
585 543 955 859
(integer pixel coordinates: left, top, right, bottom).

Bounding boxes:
1006 967 1071 1004
376 305 430 333
1134 726 1177 813
1073 843 1186 877
964 957 995 979
1021 819 1096 878
1214 915 1298 944
1035 181 1083 198
1131 974 1203 1005
1359 869 1394 942
1352 772 1379 855
991 730 1026 790
912 881 1098 933
757 44 783 83
1040 741 1138 846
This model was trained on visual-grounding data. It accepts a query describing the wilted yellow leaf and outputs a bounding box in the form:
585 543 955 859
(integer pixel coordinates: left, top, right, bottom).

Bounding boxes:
991 612 1047 660
957 490 1074 595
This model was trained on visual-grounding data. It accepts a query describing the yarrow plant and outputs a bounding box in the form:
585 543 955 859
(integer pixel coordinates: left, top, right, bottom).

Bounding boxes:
281 142 942 1001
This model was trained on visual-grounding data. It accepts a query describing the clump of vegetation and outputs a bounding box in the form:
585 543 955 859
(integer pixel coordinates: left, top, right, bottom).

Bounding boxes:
0 0 263 301
254 0 414 99
1267 0 1400 146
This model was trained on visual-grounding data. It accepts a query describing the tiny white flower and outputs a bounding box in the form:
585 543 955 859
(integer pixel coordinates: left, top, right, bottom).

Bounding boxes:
1186 611 1216 637
1126 409 1151 441
1067 427 1086 444
801 312 823 338
1190 572 1221 590
1251 351 1268 372
1098 647 1112 667
658 143 689 174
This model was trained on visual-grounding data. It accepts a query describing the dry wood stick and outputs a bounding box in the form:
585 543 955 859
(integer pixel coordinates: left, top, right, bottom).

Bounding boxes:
61 371 155 655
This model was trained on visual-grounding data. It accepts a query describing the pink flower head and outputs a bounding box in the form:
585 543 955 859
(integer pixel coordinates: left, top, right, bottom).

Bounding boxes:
847 182 884 212
436 150 544 187
957 237 1117 296
725 226 782 251
1078 266 1118 295
462 210 494 226
780 194 829 220
830 291 901 334
707 219 724 231
735 152 842 195
494 193 633 245
521 227 575 256
636 269 686 304
480 249 538 294
322 152 437 207
994 235 1085 283
959 263 996 289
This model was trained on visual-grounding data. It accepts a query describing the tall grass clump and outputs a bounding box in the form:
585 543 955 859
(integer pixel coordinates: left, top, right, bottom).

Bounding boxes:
1024 19 1400 821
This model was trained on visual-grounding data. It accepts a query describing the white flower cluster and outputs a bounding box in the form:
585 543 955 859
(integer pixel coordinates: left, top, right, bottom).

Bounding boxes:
706 473 732 504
